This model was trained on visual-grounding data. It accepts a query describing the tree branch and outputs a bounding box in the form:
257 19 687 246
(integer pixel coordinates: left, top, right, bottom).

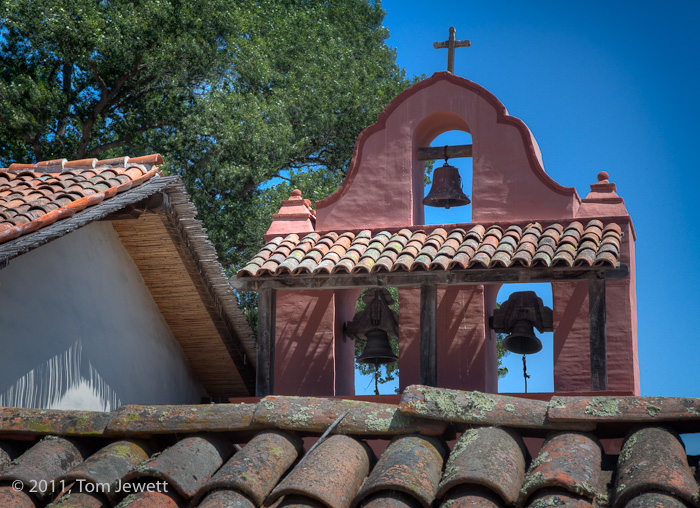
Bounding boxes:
56 62 73 141
77 55 144 158
86 122 166 157
88 61 108 93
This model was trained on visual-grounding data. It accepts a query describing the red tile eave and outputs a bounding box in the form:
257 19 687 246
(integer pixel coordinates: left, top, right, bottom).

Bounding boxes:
577 213 636 240
244 217 626 279
0 154 162 245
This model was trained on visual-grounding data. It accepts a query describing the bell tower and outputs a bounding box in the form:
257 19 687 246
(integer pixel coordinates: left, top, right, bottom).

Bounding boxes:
237 38 638 398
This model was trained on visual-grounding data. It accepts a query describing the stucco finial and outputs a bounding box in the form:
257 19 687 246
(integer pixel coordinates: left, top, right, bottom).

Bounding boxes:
264 189 316 240
580 169 627 214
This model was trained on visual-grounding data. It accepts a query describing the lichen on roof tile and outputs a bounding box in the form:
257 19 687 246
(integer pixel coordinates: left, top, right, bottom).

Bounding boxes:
268 435 371 508
354 434 446 508
519 432 601 505
615 427 698 508
199 430 302 506
0 436 85 499
437 427 526 505
439 486 505 508
122 435 233 498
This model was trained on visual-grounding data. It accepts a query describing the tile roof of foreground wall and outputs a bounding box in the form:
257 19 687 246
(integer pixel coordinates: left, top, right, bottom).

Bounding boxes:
0 386 699 507
238 221 623 278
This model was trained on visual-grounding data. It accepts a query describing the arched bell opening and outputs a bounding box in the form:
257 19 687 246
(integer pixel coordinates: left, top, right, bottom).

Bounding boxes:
413 112 473 226
494 282 554 394
422 130 473 225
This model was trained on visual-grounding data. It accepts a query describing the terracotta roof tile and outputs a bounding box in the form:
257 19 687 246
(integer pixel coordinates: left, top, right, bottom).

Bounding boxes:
623 492 688 508
0 154 162 245
58 439 151 503
0 486 36 508
0 444 13 470
440 486 506 508
362 491 423 508
526 491 594 508
0 436 85 499
238 220 623 278
106 403 258 434
519 432 601 504
252 396 447 436
50 492 107 507
122 435 233 498
399 385 595 431
437 427 526 505
1 388 699 508
199 430 302 506
268 435 372 508
272 495 327 508
117 491 186 507
354 434 446 508
198 490 256 508
547 395 700 425
614 427 698 508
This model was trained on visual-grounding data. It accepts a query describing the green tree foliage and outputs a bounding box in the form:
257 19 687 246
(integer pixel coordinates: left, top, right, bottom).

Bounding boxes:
497 332 509 378
0 0 412 271
2 0 506 388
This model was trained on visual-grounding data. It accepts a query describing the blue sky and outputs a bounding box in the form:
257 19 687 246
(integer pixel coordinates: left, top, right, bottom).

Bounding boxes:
354 1 700 398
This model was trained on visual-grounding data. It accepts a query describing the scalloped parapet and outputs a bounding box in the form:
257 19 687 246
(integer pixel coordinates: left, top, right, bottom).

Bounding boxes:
315 72 580 230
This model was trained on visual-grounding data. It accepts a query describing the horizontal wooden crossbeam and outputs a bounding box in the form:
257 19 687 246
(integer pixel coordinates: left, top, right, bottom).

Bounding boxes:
233 264 629 292
417 144 472 161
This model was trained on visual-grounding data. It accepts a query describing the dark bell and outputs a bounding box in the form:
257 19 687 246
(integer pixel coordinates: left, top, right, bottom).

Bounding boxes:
503 320 543 355
423 162 471 209
357 329 398 365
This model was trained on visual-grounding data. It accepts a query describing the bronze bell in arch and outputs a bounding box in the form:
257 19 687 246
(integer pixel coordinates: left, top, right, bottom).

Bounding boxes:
502 319 543 355
345 288 400 366
357 328 399 365
423 161 471 209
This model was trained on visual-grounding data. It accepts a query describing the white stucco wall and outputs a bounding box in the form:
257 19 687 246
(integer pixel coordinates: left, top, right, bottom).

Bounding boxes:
0 221 206 410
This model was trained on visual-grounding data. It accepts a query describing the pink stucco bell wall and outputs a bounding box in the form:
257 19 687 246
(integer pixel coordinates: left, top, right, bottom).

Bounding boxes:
269 72 638 396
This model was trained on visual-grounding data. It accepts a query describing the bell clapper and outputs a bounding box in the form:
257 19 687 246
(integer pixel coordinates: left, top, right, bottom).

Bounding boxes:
522 354 531 393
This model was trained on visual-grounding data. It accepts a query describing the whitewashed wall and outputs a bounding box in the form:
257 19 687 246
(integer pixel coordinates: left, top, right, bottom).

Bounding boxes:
0 221 206 410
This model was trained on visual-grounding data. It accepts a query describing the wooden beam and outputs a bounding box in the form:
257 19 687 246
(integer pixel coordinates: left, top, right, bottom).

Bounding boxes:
232 265 630 292
588 277 608 391
256 287 276 396
420 284 438 386
417 144 472 161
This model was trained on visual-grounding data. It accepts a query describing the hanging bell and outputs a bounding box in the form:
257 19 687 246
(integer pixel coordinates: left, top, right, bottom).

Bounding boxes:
423 161 471 209
502 319 543 355
357 329 398 365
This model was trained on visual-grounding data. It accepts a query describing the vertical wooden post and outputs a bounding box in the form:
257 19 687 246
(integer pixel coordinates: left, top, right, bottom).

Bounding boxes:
420 284 438 386
588 277 607 391
256 287 276 396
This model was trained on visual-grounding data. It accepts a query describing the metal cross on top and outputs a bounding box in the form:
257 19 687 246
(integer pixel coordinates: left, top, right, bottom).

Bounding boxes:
433 26 470 74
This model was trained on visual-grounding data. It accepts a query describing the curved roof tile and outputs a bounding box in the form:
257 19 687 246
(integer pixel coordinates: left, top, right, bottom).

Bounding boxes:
0 155 162 245
239 221 623 278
